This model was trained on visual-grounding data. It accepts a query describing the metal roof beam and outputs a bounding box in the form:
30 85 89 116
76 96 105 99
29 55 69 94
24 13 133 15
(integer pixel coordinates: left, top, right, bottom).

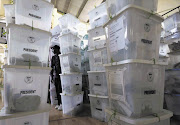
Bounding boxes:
63 0 72 13
76 0 88 18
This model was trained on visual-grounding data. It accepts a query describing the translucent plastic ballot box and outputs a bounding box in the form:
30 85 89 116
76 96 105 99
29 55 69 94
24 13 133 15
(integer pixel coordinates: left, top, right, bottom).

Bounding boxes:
60 73 82 95
3 65 51 113
50 25 61 37
104 5 163 63
58 13 80 31
88 47 109 71
104 59 167 118
60 92 84 116
163 12 180 33
59 33 81 55
105 108 173 125
88 71 108 96
7 24 51 67
88 26 107 50
4 4 15 26
89 94 109 122
163 31 180 45
88 2 108 23
60 53 81 74
106 0 158 17
90 15 109 29
15 0 54 31
0 104 51 125
88 3 109 29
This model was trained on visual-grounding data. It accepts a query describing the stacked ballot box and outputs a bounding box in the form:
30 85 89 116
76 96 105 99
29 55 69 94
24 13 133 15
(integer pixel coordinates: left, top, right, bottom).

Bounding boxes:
102 0 173 124
58 14 84 116
88 2 109 121
3 0 53 123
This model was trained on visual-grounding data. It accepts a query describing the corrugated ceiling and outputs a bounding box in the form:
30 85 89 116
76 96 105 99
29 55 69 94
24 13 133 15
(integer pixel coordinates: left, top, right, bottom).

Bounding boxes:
51 0 103 22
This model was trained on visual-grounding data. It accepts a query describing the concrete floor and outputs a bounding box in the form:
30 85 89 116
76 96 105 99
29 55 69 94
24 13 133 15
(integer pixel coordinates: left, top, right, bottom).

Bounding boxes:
49 105 107 125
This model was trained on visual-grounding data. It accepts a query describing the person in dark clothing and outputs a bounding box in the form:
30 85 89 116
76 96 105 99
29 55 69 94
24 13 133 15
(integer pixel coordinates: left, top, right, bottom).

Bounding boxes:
50 45 62 110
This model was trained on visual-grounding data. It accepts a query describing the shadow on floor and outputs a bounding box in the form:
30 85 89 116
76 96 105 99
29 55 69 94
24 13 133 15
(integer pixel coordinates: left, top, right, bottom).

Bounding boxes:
49 104 107 125
49 104 91 121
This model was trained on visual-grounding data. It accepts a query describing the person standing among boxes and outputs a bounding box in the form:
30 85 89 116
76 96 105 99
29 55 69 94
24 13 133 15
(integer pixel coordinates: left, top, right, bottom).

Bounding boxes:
50 45 62 111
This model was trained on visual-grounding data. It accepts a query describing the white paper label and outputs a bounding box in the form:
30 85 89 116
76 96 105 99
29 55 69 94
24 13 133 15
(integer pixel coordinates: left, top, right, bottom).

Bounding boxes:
109 16 125 53
93 51 102 65
109 70 124 101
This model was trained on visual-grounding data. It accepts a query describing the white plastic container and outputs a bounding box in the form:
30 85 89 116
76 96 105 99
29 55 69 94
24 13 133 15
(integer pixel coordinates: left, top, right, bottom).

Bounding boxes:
0 22 6 44
60 53 81 74
105 60 166 118
88 26 107 50
163 31 180 45
104 5 163 62
7 24 51 67
60 73 82 95
4 4 15 26
105 108 173 125
3 65 51 113
0 105 50 125
50 25 61 36
60 28 78 36
163 12 180 33
15 0 54 31
88 71 108 96
89 94 109 121
58 14 80 31
88 47 108 71
60 92 84 116
90 15 109 29
106 0 158 17
165 94 180 115
59 33 81 55
167 55 180 69
51 36 59 44
88 2 108 23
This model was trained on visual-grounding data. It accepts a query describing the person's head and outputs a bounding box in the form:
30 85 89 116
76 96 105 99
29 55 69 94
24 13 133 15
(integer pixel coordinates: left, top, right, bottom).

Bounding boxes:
51 45 60 55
